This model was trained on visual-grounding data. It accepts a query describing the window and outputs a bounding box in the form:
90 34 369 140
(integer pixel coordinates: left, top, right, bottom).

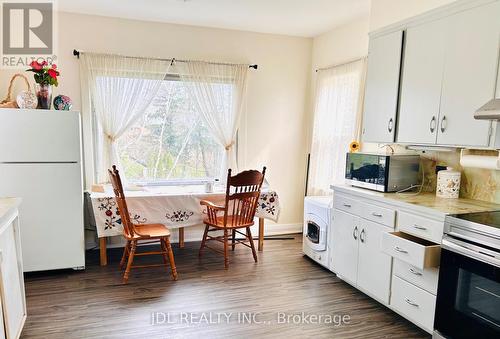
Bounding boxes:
307 58 367 196
114 77 226 184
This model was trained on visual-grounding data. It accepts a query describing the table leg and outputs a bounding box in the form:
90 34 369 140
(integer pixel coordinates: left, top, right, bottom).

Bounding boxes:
179 227 185 248
99 237 108 266
258 217 264 251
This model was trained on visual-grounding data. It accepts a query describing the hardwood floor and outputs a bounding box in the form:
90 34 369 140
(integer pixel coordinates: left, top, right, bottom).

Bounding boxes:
21 234 429 339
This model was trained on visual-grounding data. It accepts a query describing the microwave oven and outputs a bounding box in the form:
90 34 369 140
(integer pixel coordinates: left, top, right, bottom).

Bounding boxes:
345 153 420 192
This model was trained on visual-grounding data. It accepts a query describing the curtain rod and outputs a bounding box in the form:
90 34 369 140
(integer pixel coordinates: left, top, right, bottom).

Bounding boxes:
73 49 258 69
315 56 366 73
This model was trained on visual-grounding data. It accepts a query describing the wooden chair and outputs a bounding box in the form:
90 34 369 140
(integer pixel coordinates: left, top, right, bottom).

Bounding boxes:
199 167 266 269
108 165 178 283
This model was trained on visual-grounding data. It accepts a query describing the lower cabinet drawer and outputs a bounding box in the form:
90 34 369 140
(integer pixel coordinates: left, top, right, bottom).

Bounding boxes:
333 194 362 215
362 203 395 228
398 211 444 244
391 275 436 333
381 231 441 269
393 259 439 295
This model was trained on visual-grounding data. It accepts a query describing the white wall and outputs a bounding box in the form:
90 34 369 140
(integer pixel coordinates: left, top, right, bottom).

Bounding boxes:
370 0 458 31
311 17 370 71
0 11 312 230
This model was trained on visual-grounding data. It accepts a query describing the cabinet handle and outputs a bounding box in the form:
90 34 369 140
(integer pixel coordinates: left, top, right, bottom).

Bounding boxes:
405 298 419 307
360 229 365 243
429 116 436 133
394 246 408 254
372 212 383 217
388 118 394 133
440 115 447 133
409 268 423 276
343 203 352 208
353 226 358 240
413 224 427 231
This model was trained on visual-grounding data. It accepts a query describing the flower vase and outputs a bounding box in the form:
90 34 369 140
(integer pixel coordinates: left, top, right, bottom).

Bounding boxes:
35 83 52 109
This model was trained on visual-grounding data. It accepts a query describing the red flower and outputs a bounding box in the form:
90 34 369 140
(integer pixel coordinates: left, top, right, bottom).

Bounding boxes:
105 210 112 217
51 64 57 69
41 60 47 66
30 61 42 70
47 68 58 79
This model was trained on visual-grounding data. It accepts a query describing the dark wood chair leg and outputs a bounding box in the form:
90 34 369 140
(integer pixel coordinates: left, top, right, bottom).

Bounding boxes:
223 228 229 269
123 240 136 284
199 224 209 257
231 229 236 251
119 240 130 269
246 227 258 263
165 237 178 281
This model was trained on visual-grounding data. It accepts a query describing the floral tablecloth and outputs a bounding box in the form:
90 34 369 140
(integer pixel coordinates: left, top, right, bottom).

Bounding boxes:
89 185 280 238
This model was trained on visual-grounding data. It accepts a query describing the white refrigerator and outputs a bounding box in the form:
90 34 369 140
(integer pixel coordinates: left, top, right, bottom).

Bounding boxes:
0 109 85 272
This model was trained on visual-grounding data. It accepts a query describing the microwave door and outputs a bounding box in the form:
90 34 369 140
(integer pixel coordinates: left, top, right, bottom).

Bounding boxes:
345 154 385 191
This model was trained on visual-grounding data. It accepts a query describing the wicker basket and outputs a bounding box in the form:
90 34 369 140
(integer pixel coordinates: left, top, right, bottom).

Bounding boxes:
0 73 31 108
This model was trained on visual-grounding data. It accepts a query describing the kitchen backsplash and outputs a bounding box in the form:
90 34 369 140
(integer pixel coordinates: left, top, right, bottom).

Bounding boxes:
420 149 500 203
362 143 500 204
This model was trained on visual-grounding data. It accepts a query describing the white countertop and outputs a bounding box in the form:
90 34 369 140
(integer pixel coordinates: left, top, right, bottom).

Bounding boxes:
331 184 500 218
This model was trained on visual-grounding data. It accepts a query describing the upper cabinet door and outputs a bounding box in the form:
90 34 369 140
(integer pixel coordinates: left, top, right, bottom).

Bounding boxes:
362 30 404 143
397 19 446 145
437 2 500 147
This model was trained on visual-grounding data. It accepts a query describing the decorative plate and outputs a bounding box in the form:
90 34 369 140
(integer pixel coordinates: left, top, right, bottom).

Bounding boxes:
53 95 73 111
16 90 37 109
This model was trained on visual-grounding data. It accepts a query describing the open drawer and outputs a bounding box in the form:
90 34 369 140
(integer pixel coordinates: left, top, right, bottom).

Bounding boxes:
381 232 441 270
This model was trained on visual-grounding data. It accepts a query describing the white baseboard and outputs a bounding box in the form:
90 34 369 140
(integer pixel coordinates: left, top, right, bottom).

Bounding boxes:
260 222 303 236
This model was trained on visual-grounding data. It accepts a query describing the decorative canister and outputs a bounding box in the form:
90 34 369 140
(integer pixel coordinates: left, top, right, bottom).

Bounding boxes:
436 167 461 199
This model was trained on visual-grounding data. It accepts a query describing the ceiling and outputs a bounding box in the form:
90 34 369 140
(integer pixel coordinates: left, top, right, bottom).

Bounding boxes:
58 0 371 37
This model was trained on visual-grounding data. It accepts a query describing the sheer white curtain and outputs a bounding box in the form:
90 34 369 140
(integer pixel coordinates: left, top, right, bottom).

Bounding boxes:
175 61 248 174
79 53 171 183
307 58 367 196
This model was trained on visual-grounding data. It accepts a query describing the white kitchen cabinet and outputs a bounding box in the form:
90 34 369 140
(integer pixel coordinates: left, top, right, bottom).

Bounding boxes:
365 0 500 147
331 185 449 334
362 30 403 143
391 275 436 333
331 198 393 304
436 1 500 147
397 19 446 145
331 209 359 285
0 199 26 339
357 219 393 304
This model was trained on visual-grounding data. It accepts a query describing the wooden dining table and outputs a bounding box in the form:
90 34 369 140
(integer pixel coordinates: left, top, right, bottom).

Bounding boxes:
88 184 280 266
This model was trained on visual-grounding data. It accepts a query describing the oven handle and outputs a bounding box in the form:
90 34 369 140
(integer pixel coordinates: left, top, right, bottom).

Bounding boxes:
442 238 500 268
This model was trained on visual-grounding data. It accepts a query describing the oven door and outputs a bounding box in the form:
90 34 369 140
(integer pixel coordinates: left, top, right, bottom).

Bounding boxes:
434 238 500 339
304 213 327 252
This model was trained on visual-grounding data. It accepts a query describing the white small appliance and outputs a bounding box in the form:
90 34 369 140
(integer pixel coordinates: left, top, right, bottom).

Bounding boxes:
0 109 85 272
303 196 332 268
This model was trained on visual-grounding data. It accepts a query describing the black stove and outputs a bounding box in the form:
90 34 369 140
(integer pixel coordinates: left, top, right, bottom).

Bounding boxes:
445 210 500 250
434 210 500 339
450 210 500 230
